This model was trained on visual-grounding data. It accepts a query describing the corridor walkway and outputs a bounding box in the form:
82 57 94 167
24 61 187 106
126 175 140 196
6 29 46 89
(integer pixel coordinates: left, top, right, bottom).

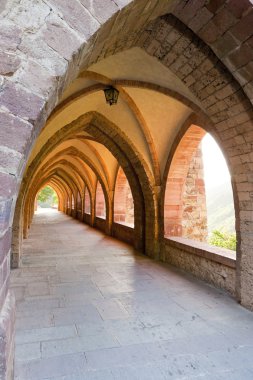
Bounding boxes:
11 209 253 380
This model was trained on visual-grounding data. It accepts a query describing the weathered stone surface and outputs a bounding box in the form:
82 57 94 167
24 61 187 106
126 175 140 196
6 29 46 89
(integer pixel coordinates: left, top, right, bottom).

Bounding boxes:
0 52 20 75
212 7 236 35
0 112 32 154
0 21 22 52
11 210 253 380
0 81 44 123
42 14 84 61
0 147 24 176
212 31 238 58
113 0 131 9
7 0 51 33
0 291 15 380
79 0 119 23
244 81 253 102
0 0 8 13
46 0 100 39
19 34 67 76
227 0 252 18
226 43 253 71
0 173 17 201
0 199 12 233
15 60 59 99
230 8 253 42
163 238 236 295
188 6 213 32
0 229 11 266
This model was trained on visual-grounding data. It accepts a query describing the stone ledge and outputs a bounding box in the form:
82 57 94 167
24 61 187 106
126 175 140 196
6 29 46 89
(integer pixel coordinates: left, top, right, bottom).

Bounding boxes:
113 221 134 229
164 236 236 269
112 222 135 246
95 216 106 221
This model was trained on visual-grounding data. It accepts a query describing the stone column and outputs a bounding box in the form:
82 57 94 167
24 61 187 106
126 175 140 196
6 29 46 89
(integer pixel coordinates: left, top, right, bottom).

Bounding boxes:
182 147 207 242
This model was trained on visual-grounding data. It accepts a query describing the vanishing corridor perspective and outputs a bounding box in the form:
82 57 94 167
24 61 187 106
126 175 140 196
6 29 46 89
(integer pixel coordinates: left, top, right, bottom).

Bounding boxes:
1 0 253 378
11 209 253 379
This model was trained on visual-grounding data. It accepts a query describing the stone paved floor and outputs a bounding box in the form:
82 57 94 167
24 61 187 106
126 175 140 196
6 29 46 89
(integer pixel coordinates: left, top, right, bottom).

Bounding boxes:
11 209 253 380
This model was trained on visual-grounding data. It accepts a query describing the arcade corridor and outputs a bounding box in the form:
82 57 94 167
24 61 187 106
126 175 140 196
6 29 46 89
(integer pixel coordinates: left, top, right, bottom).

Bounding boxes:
11 209 253 380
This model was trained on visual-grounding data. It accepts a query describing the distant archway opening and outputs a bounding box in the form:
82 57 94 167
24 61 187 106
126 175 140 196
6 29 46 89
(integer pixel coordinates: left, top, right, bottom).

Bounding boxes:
114 166 134 227
37 185 58 209
95 181 106 219
164 125 236 252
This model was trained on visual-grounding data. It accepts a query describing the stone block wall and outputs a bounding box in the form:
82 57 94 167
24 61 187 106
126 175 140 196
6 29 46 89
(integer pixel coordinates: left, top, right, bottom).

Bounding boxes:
112 223 135 246
162 238 236 295
94 217 106 233
83 213 91 225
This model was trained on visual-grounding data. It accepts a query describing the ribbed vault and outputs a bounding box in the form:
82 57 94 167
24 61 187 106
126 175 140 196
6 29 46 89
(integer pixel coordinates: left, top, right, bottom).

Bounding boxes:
13 11 252 310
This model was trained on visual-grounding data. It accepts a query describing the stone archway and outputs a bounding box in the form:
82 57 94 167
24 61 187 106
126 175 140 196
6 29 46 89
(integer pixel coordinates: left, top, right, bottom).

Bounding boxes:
1 1 253 378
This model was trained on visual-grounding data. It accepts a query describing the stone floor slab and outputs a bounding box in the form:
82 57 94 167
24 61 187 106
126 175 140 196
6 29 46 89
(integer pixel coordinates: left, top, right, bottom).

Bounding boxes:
11 209 253 380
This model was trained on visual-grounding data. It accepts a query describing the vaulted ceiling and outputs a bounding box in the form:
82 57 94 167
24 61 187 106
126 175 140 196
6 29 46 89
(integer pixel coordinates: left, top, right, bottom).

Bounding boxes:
26 47 196 199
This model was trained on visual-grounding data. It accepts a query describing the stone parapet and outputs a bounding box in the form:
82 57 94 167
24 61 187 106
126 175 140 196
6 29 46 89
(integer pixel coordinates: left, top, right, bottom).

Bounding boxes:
162 237 236 295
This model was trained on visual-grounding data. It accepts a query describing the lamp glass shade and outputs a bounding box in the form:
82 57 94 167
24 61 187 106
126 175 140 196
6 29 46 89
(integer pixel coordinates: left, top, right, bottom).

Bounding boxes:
103 87 119 106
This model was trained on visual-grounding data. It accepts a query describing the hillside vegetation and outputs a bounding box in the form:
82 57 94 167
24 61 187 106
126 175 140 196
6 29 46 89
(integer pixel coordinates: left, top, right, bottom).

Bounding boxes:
206 183 235 234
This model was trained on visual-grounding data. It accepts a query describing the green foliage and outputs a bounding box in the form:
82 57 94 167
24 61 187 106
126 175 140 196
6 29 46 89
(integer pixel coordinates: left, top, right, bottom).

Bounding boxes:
38 186 58 206
209 229 236 251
